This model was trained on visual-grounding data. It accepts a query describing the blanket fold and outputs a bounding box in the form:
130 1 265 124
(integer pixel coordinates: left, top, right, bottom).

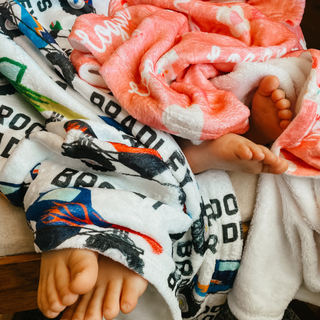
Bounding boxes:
69 0 304 141
0 1 243 319
67 0 320 319
2 0 320 319
228 173 320 320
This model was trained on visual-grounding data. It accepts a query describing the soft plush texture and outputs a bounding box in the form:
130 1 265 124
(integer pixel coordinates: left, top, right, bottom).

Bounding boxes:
67 0 320 319
2 1 320 320
0 1 242 320
68 0 320 177
68 0 304 141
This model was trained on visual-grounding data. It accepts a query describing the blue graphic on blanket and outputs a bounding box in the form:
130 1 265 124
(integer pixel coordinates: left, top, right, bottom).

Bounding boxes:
0 163 42 206
30 164 40 180
26 187 113 230
26 187 113 250
99 116 131 135
194 260 240 296
26 187 147 275
14 0 56 48
0 180 24 206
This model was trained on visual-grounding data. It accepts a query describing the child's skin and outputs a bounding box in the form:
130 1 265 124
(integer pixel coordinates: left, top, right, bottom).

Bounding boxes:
180 75 290 175
38 75 291 320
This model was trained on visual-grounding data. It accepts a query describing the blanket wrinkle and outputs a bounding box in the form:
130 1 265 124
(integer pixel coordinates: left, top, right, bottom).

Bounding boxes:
69 0 320 177
229 173 320 320
0 1 243 319
69 0 303 141
69 0 320 318
2 1 320 319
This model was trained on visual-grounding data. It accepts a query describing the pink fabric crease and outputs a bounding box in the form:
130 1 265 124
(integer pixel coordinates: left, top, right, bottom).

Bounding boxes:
68 0 320 177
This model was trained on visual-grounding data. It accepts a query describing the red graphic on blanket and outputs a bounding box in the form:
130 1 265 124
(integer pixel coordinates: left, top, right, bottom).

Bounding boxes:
110 141 162 159
42 201 163 254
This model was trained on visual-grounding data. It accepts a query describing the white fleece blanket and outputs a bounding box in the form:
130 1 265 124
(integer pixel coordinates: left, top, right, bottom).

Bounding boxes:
1 1 320 320
200 45 320 319
213 54 320 319
0 1 243 320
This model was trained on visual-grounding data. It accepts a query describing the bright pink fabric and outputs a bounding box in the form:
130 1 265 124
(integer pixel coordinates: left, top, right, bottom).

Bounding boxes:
68 0 320 177
69 0 303 141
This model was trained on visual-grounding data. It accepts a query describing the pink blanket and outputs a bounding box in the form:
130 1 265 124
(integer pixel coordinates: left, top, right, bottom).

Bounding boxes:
68 0 303 140
69 0 320 177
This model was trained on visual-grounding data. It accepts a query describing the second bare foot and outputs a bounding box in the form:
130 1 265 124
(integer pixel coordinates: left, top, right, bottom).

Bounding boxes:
179 133 288 175
244 75 292 145
61 255 148 320
38 249 99 318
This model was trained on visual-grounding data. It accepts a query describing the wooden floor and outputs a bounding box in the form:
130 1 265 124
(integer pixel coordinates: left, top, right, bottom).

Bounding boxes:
0 252 41 314
0 315 14 320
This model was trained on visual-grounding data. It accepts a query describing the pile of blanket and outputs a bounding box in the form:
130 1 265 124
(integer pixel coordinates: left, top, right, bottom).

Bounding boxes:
1 0 320 319
0 1 243 319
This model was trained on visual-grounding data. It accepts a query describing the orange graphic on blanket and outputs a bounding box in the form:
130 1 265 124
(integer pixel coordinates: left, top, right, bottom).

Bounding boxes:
196 279 223 295
110 141 162 159
42 201 163 254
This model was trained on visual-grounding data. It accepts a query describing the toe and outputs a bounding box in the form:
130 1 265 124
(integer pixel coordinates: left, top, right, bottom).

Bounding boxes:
271 89 285 102
103 280 122 320
60 300 79 320
39 288 61 319
47 272 67 314
261 147 288 174
69 250 99 295
260 147 277 165
85 286 106 320
262 157 288 174
238 142 265 161
38 259 64 318
250 147 265 161
280 120 291 130
276 98 290 110
235 144 253 160
54 260 78 307
69 291 94 320
278 109 292 120
120 286 138 314
258 75 280 96
120 277 148 315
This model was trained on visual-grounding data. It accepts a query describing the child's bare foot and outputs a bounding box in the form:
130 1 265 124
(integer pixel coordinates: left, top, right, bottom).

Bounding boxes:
61 255 148 320
38 249 99 318
244 75 292 145
179 133 288 174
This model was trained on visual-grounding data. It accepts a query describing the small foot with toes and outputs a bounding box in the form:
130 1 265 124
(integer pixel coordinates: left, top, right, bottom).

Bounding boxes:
244 75 292 145
38 248 99 318
61 255 148 320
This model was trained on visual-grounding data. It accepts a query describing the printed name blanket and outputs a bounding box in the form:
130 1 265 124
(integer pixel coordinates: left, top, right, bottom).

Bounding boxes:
1 1 320 320
0 1 243 320
67 0 320 319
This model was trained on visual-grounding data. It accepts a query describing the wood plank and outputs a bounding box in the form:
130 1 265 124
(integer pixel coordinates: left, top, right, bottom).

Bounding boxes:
0 252 40 266
0 253 41 314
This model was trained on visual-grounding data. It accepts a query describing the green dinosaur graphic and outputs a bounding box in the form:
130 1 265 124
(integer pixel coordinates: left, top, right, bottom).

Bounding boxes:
0 57 86 120
50 21 63 30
